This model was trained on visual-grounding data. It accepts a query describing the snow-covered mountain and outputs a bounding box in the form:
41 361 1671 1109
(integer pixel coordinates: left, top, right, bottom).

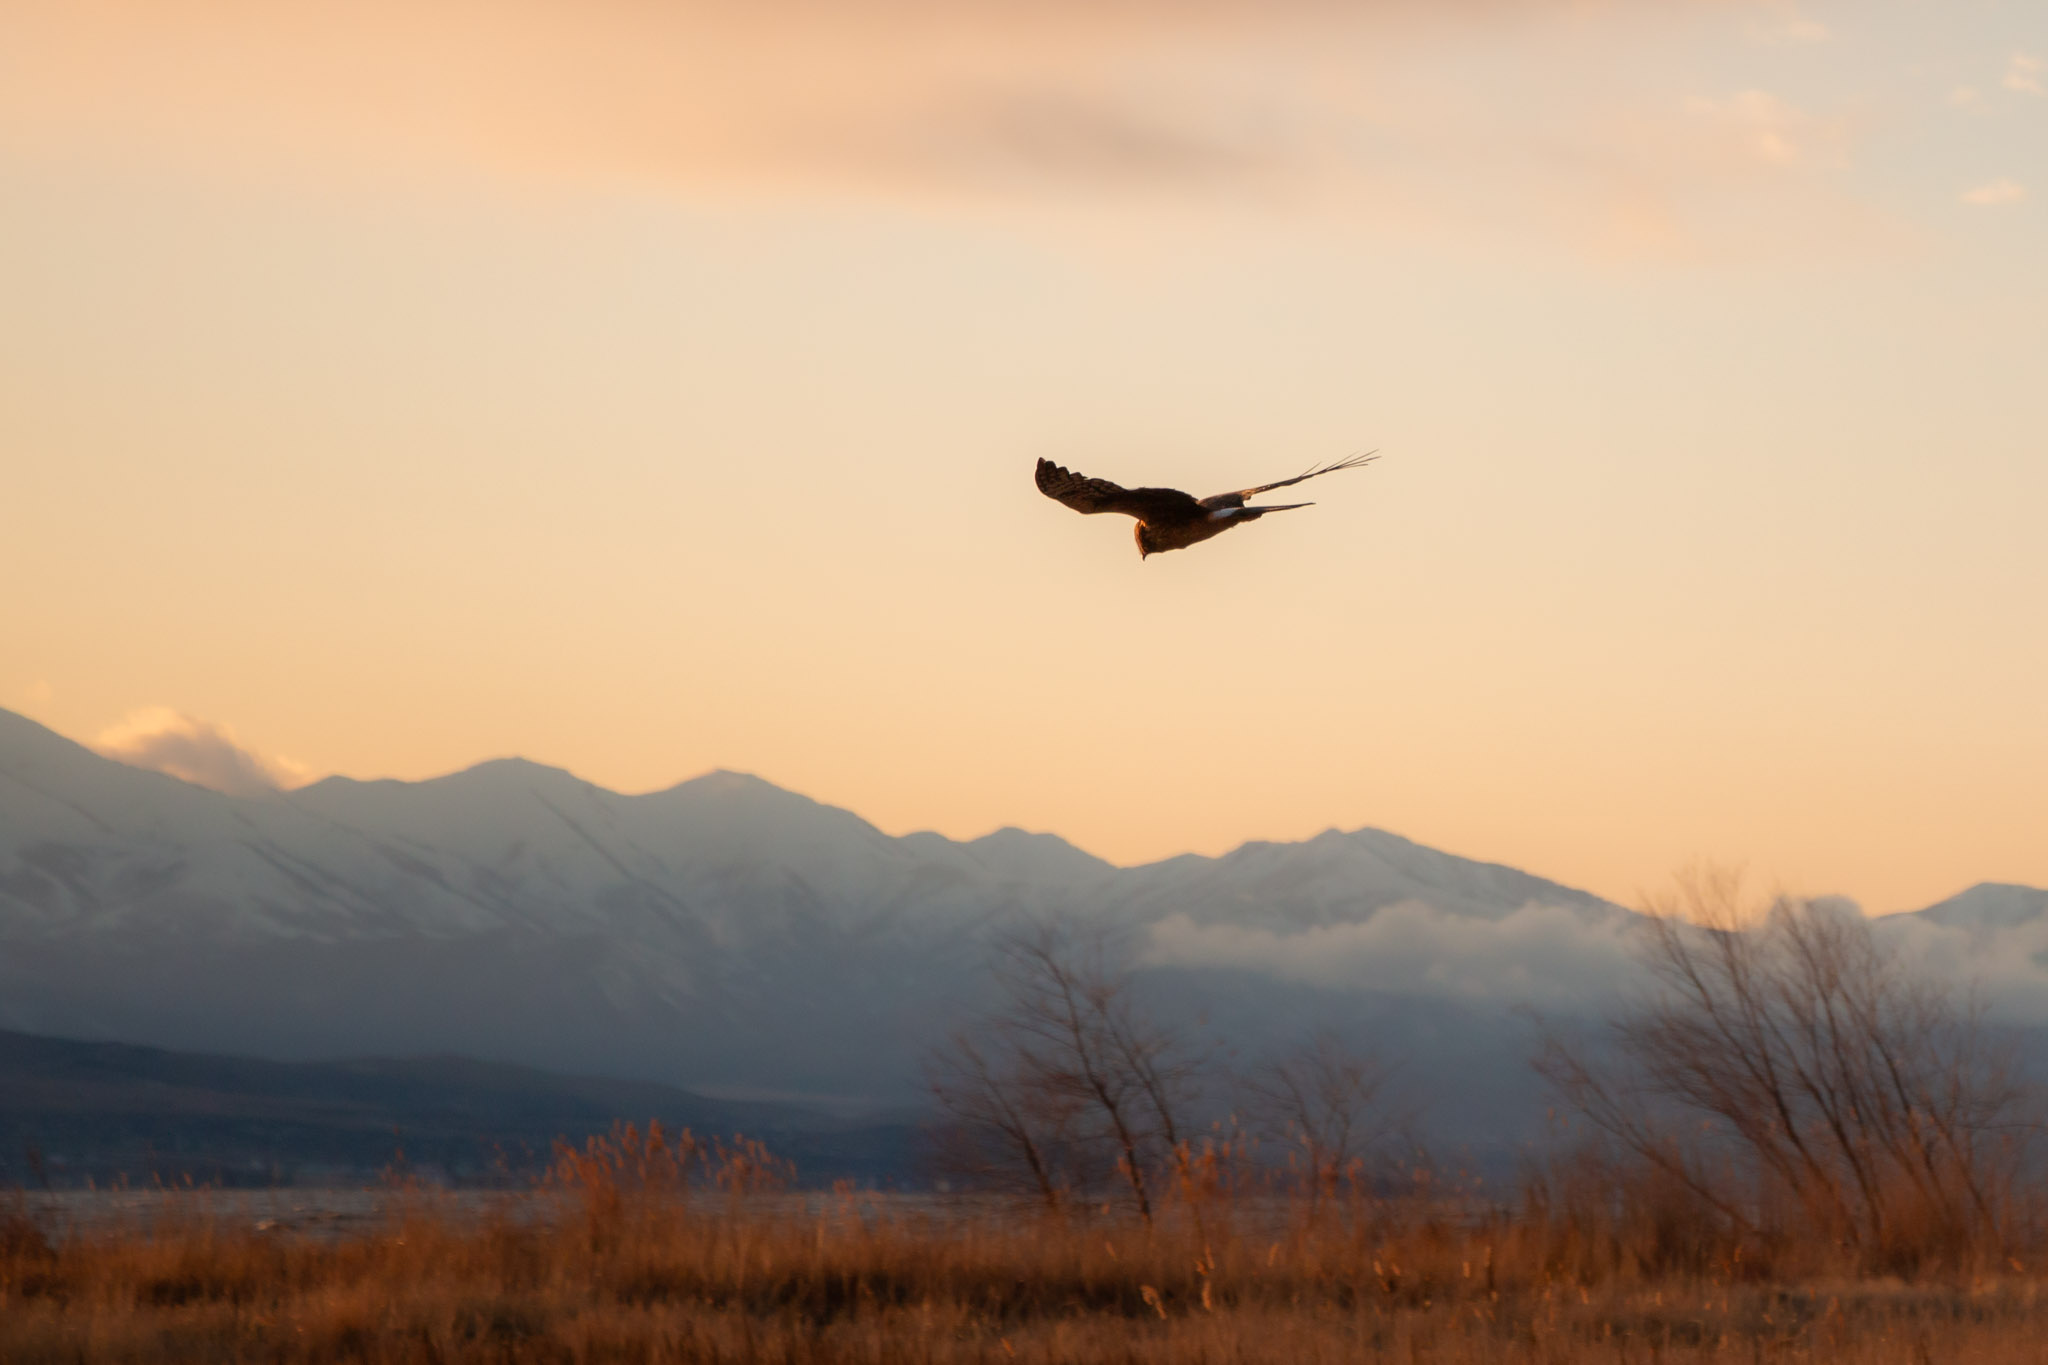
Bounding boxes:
4 706 2042 1125
0 707 1622 1108
0 705 1606 947
1910 883 2048 932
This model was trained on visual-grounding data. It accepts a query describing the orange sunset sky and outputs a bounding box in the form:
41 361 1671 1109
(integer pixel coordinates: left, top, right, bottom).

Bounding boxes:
4 1 2043 914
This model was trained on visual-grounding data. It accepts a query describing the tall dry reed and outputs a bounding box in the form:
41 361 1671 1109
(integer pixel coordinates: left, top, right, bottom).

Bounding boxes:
4 1124 2046 1363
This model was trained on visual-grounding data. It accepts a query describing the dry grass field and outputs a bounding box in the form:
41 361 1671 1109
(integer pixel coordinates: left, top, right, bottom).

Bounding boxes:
5 1126 2046 1365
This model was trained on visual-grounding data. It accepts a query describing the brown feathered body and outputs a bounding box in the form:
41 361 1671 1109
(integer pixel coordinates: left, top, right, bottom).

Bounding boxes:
1133 511 1250 556
1033 454 1373 559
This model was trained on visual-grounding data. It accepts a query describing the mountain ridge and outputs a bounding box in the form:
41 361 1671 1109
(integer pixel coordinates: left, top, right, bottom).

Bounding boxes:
20 706 2026 917
4 705 2043 1128
0 704 1631 1112
1910 882 2048 931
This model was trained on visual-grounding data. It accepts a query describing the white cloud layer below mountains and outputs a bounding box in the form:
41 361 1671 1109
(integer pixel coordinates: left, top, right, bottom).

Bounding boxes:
1876 915 2048 1023
1142 901 1646 1009
1143 897 2048 1023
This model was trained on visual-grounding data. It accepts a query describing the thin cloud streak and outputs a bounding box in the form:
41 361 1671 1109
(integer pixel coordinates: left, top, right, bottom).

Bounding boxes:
0 0 1877 261
1744 14 1829 45
1962 178 2025 206
1680 89 1841 166
2005 53 2045 97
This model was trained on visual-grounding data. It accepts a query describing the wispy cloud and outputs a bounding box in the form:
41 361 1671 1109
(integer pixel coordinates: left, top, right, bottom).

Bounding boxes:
2005 53 2045 97
892 89 1278 192
1962 178 2025 206
1745 13 1829 46
1948 86 1985 112
95 708 310 797
1681 89 1835 166
0 0 1877 263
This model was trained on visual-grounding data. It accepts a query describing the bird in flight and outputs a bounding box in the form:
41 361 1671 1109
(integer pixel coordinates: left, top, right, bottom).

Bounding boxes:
1034 452 1378 559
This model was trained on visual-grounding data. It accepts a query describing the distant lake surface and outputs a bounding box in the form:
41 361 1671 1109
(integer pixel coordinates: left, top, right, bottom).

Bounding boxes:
17 1188 982 1243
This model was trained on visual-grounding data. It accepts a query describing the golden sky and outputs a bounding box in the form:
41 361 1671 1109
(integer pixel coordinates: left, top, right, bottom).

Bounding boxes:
4 0 2043 913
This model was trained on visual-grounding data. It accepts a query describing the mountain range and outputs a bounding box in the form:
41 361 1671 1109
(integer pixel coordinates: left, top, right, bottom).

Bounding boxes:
4 705 2043 1161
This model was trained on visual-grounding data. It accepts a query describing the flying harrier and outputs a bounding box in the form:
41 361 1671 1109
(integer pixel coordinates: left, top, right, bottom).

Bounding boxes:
1034 452 1377 559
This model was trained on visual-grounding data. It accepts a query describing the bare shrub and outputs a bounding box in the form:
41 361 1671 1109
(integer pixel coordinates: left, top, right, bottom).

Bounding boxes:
926 922 1200 1221
1538 867 2043 1274
925 1026 1081 1208
1242 1029 1404 1205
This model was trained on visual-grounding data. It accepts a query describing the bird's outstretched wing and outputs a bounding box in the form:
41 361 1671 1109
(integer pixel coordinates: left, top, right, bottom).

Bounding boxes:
1206 451 1377 506
1035 459 1203 521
